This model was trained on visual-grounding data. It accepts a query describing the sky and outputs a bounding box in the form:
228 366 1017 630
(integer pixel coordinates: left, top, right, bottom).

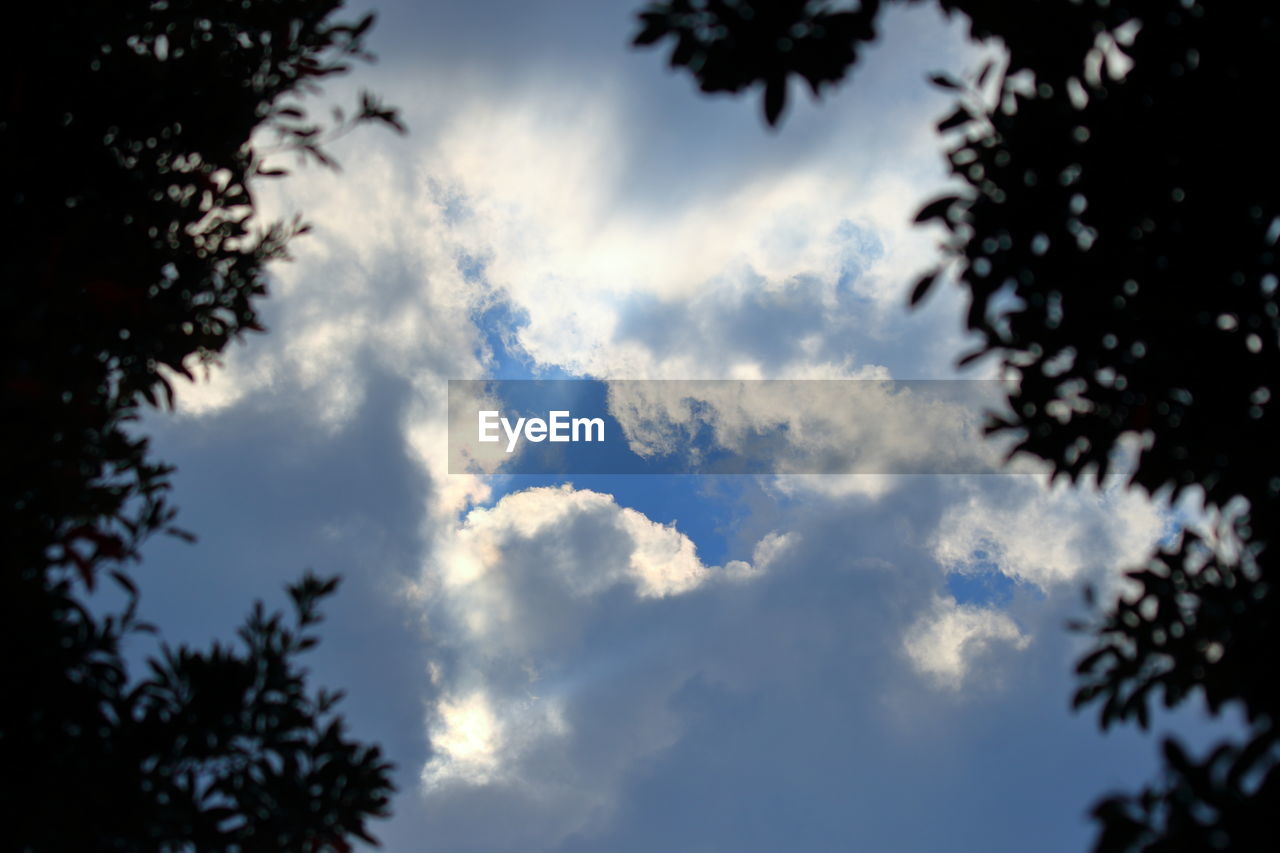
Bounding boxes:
109 2 1243 851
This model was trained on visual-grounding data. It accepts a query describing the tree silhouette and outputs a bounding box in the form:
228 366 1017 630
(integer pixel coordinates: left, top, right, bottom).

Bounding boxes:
3 1 400 848
634 1 1279 849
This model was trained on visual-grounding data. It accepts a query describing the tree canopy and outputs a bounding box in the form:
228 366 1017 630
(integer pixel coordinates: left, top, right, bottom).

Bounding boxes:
3 1 401 848
635 1 1279 849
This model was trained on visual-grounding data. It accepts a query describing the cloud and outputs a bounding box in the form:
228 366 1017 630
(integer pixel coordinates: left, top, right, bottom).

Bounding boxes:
425 690 510 787
131 5 1189 849
602 378 1010 475
161 57 963 515
449 116 951 381
168 137 492 438
930 476 1167 590
330 10 974 385
434 484 762 605
903 595 1030 690
415 483 787 847
140 66 997 848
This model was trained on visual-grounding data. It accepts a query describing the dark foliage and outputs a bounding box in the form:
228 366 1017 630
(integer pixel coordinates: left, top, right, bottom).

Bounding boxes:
635 1 1279 849
4 571 392 850
3 1 400 849
634 0 883 125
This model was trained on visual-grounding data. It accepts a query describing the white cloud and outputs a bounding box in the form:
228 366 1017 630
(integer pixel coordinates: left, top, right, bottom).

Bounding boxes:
903 595 1030 690
603 378 1009 475
930 477 1166 590
415 483 784 844
425 690 509 788
140 7 1140 848
434 484 757 604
